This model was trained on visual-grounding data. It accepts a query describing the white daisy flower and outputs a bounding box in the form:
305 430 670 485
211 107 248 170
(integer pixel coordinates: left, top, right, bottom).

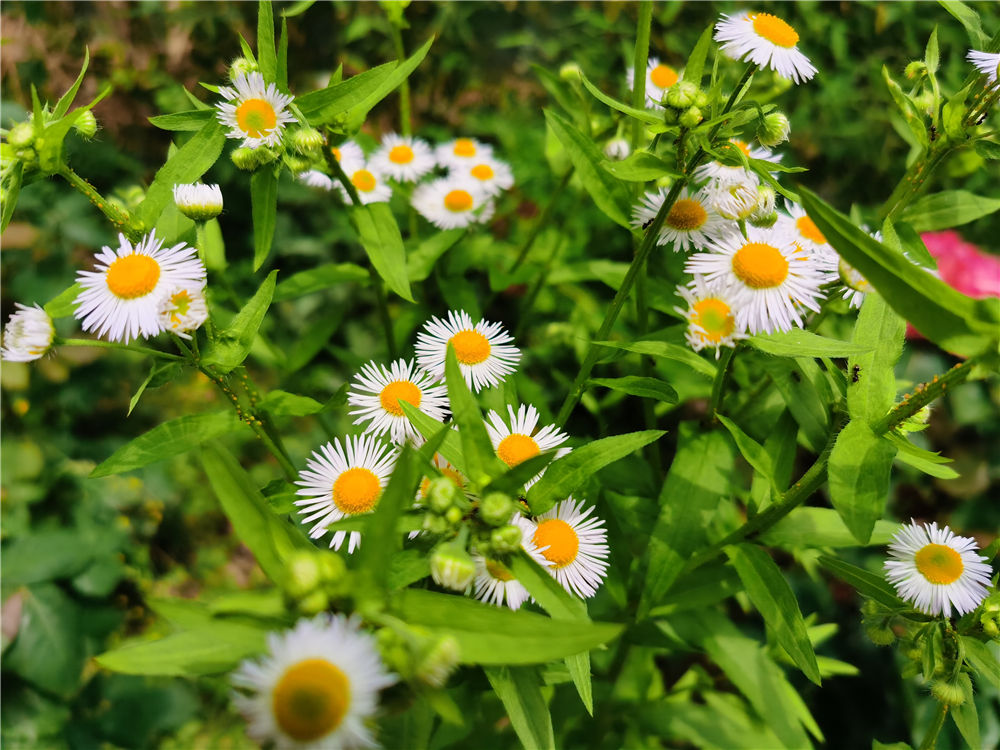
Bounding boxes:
515 497 610 599
347 358 450 446
411 178 494 230
705 178 760 221
74 231 206 344
415 310 521 392
232 614 396 750
674 277 747 358
457 155 514 197
335 159 393 205
297 170 335 191
694 138 773 187
157 286 208 339
967 49 1000 85
172 183 223 222
714 11 817 84
1 303 54 362
630 186 730 252
781 203 839 279
329 140 365 165
435 137 494 169
485 404 570 490
626 56 680 107
294 434 398 553
684 224 827 334
473 535 553 611
370 133 435 183
216 71 295 149
603 137 631 161
884 520 992 617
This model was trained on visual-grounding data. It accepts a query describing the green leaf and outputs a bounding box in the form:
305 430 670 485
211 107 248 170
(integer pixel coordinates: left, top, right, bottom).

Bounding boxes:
901 190 1000 232
128 361 181 416
399 402 466 476
882 65 928 149
748 329 873 358
259 389 324 417
589 376 678 403
682 25 714 85
817 555 911 611
277 16 289 90
961 637 1000 689
938 0 986 48
202 270 277 372
595 339 716 378
578 72 662 125
544 109 632 229
525 430 665 515
717 415 776 493
392 589 623 665
139 118 226 227
148 109 214 131
256 0 277 83
638 424 734 617
601 151 678 182
90 411 241 477
357 446 418 593
53 48 90 118
351 203 413 302
251 167 279 271
532 64 588 130
725 544 821 685
274 262 369 301
1 160 23 233
924 26 940 73
828 420 897 544
974 139 1000 160
2 530 97 586
407 229 464 282
950 675 980 750
445 346 503 483
758 358 829 453
295 63 396 124
759 508 897 549
200 441 312 583
648 563 742 616
885 432 959 479
482 453 555 497
892 220 936 269
848 293 905 426
343 36 434 128
38 108 85 173
484 667 555 750
800 187 999 357
44 282 82 318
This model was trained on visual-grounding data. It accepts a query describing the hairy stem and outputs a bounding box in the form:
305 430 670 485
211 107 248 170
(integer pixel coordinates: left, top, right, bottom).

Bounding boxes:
917 702 948 750
873 355 982 435
57 337 184 361
59 167 141 240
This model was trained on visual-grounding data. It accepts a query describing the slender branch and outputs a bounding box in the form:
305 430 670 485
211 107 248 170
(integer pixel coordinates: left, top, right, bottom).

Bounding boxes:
56 337 184 361
708 345 736 419
388 23 412 137
874 355 982 435
630 1 653 151
59 167 142 240
917 702 948 750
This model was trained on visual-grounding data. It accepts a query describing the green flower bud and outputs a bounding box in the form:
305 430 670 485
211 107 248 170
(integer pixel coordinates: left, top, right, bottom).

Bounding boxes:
376 628 413 677
73 109 98 139
173 183 223 222
839 257 871 294
284 550 322 599
229 57 259 81
750 210 778 228
317 550 346 584
284 153 313 173
930 673 970 707
290 127 325 154
864 621 897 646
559 62 583 84
752 185 776 218
428 476 461 514
904 61 927 80
694 90 709 108
490 524 523 555
666 80 698 109
6 122 35 149
231 146 260 171
757 112 790 148
445 506 464 525
479 492 515 527
661 108 678 125
678 106 703 129
982 617 999 638
297 588 329 616
256 146 280 166
415 635 461 688
899 404 932 433
422 513 450 535
430 542 476 592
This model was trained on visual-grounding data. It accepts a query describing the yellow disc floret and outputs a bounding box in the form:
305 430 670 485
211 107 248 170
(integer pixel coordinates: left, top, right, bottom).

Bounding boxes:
732 242 789 288
496 434 540 467
470 164 494 181
533 519 579 569
272 658 350 742
485 560 515 582
235 98 278 138
650 63 678 89
453 138 476 157
389 144 415 164
379 380 422 417
795 215 827 245
351 169 377 193
444 189 474 213
751 12 800 48
692 298 735 342
915 543 964 585
106 254 161 299
667 198 708 231
332 467 381 515
449 329 491 365
331 146 342 161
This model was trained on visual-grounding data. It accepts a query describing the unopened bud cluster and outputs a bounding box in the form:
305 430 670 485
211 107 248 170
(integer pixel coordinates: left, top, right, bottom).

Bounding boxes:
661 80 709 129
377 626 461 688
282 549 349 615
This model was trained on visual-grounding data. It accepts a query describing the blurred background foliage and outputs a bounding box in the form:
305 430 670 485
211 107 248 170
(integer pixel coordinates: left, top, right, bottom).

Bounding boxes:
1 1 998 748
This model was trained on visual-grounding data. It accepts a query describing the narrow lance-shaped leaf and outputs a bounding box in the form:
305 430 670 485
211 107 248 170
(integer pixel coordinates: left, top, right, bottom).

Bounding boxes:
53 47 90 117
445 346 504 484
817 555 914 612
251 167 279 271
256 0 277 83
901 190 1000 232
351 203 414 302
589 376 678 403
747 329 873 358
295 63 396 124
717 415 777 495
343 37 435 129
400 402 466 476
201 270 278 372
357 446 418 594
485 667 556 750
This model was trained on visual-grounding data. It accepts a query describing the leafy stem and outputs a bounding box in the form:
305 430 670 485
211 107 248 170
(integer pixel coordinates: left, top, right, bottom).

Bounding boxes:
917 701 948 750
58 166 142 241
56 337 184 361
708 345 737 419
873 354 982 435
387 22 412 137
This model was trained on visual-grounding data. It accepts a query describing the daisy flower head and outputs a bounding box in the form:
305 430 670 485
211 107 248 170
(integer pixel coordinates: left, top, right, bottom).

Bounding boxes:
415 310 521 392
172 183 223 222
347 358 450 446
231 614 396 750
674 277 747 358
216 71 295 149
473 535 553 610
329 140 365 166
967 49 1000 86
485 404 571 489
694 138 772 187
515 497 610 599
706 177 761 222
684 223 827 334
458 155 515 197
1 303 54 362
714 11 817 84
297 169 335 191
884 520 993 617
157 286 208 339
294 434 398 553
435 137 493 169
626 56 680 107
631 186 730 252
335 158 392 205
370 133 435 183
74 231 206 344
411 177 493 230
782 203 839 276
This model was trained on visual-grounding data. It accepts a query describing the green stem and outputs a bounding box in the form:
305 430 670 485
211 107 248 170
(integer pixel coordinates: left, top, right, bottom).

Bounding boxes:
388 23 412 137
630 1 653 151
917 702 948 750
59 167 141 240
873 355 981 435
56 337 184 361
708 345 736 419
371 268 397 359
880 141 953 223
509 168 573 274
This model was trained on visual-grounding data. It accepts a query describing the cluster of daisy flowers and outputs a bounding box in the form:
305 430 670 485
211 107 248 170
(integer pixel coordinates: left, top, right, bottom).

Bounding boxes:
294 309 610 608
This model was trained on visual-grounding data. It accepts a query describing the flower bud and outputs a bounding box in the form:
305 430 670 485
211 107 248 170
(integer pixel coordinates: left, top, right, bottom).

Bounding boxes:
749 186 777 226
661 108 678 125
603 137 631 162
229 57 259 81
73 109 98 139
490 524 523 555
559 62 583 84
173 183 223 222
415 635 461 688
284 550 322 599
7 122 35 150
376 628 413 677
678 106 703 129
479 492 515 527
904 61 927 80
666 80 698 109
694 90 709 108
231 146 260 171
290 127 325 154
283 153 313 173
982 617 999 638
296 588 330 616
930 674 970 707
430 542 476 592
757 112 790 148
317 550 347 584
1 304 55 363
864 621 897 646
839 258 870 293
899 404 932 433
422 513 450 535
427 476 461 514
444 506 464 525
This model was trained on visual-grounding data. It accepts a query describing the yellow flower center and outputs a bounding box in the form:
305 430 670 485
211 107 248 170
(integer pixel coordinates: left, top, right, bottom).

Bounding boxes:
444 189 474 213
692 298 735 342
485 559 514 582
915 543 964 585
533 519 579 569
649 63 678 89
379 380 422 417
235 98 278 138
496 434 540 468
732 242 789 289
449 329 491 365
389 144 414 164
751 12 800 48
795 215 827 245
351 169 377 193
272 658 350 742
167 290 193 326
332 467 381 515
470 164 494 181
667 198 708 231
453 138 476 157
331 146 342 161
106 254 161 299
732 139 752 157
